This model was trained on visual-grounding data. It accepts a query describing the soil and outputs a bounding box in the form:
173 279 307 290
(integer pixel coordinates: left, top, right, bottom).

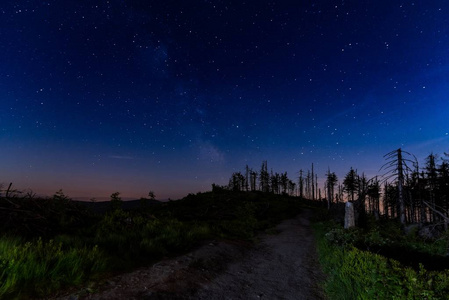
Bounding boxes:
53 209 326 300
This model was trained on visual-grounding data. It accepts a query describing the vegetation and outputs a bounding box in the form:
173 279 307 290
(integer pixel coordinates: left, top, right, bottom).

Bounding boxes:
226 161 297 195
314 219 449 299
2 147 449 299
0 237 106 299
226 150 449 231
309 148 449 299
323 149 449 229
0 182 302 299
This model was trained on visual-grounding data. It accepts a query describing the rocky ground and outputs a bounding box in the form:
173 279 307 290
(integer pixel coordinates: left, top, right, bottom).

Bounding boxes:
53 209 326 300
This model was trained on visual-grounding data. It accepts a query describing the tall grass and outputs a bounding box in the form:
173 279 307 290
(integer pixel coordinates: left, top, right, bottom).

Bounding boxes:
0 237 106 299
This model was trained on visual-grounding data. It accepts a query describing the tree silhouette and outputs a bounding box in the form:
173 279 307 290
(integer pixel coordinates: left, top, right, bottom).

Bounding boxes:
325 169 338 209
424 153 439 223
245 165 250 191
288 179 296 196
229 172 245 191
280 172 289 194
343 167 359 202
110 192 122 211
250 170 258 191
367 177 380 216
298 170 304 198
311 163 315 201
438 160 449 224
270 171 279 194
259 161 269 193
306 170 311 199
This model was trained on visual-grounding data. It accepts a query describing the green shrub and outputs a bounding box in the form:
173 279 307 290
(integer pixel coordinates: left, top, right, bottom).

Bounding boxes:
363 228 392 247
96 209 132 236
324 226 361 247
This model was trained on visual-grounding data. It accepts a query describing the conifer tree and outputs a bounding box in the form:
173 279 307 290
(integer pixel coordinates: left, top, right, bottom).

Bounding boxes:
343 167 359 202
259 161 269 193
326 169 338 209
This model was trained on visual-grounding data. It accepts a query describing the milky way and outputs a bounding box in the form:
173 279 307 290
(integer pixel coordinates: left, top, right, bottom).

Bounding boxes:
1 1 448 199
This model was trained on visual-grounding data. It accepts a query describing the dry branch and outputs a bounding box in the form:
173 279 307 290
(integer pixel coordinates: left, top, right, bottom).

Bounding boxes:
423 201 449 222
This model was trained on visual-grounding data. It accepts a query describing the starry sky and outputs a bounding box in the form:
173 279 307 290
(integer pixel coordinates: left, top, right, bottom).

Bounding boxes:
1 1 448 200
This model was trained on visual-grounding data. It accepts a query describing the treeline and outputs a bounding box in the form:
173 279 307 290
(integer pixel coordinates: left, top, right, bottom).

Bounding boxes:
222 148 449 228
323 148 449 228
220 161 296 196
382 149 449 226
221 161 326 200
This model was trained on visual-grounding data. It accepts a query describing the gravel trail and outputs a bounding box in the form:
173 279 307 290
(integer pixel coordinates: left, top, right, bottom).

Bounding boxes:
191 209 326 300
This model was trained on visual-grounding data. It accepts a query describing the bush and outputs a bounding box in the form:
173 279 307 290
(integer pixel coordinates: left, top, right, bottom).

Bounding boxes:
94 210 212 267
324 226 361 247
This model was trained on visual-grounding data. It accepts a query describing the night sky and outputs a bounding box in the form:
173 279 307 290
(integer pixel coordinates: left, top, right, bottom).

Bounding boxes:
1 1 449 200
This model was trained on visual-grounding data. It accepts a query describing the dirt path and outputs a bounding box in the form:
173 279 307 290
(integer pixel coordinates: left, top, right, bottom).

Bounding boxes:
57 209 326 300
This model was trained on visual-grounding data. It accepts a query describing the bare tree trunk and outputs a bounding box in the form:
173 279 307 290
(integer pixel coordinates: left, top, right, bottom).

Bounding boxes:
311 163 315 201
398 149 406 225
245 165 249 191
383 182 389 219
345 202 355 229
306 170 311 199
6 182 13 198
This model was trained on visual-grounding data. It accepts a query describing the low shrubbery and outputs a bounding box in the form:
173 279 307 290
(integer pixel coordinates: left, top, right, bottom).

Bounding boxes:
314 221 449 299
0 190 303 299
95 209 212 267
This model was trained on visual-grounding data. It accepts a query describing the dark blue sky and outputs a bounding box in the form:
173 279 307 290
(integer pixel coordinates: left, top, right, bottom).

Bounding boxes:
1 1 448 199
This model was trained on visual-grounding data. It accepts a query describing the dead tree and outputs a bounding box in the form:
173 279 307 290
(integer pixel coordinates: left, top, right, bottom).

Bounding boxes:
298 170 304 198
326 168 338 210
311 163 315 201
380 148 417 226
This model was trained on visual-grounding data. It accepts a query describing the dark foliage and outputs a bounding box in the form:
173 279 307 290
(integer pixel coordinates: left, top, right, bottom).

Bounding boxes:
0 195 96 238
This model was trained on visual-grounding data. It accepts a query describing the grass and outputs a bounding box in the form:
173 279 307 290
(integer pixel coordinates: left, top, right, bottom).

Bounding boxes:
0 236 106 299
0 190 303 299
313 220 449 299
